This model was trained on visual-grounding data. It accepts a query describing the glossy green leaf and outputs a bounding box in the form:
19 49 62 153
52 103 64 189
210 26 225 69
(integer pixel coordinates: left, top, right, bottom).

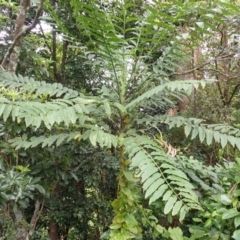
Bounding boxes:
232 229 240 240
3 104 12 121
168 227 183 240
222 208 240 219
220 194 232 205
234 216 240 228
104 101 111 118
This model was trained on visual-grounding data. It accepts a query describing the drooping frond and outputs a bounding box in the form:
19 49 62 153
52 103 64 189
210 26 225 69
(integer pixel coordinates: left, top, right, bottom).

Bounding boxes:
9 132 79 150
124 134 202 221
0 96 94 129
161 116 240 150
9 125 118 150
0 72 80 99
126 79 214 110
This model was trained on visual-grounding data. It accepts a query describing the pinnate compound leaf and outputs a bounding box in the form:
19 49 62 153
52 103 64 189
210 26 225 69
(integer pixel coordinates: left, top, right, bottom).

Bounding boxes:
125 135 201 213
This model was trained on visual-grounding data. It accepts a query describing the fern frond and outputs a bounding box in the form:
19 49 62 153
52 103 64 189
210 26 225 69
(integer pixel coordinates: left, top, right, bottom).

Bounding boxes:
0 72 80 99
9 132 79 150
124 135 201 221
0 96 95 129
126 79 214 110
83 126 118 148
162 116 240 150
9 125 118 150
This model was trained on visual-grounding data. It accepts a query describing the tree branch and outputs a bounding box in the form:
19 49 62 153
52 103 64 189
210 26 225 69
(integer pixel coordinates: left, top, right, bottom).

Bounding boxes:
29 199 45 239
226 83 240 106
1 0 44 68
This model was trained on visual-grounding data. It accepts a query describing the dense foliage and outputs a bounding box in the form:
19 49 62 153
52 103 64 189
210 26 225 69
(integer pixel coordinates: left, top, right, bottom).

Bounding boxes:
0 0 240 240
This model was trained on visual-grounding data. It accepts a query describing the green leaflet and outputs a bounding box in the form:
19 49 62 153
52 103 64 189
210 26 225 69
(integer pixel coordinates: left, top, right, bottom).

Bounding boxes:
168 227 184 240
234 216 240 228
3 104 12 121
142 173 161 191
145 179 165 199
149 184 168 205
164 196 178 214
232 230 240 240
104 101 111 118
163 190 173 201
172 200 183 216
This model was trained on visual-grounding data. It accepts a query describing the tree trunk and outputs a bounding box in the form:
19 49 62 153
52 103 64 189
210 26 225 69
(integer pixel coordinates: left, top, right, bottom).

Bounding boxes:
49 221 60 240
15 208 29 240
1 0 44 72
29 200 42 240
6 0 30 72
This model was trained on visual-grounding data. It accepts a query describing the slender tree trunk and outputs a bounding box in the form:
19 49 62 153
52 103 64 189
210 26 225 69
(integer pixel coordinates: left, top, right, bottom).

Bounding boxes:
60 40 69 82
9 2 33 239
1 0 44 72
15 208 29 240
29 200 44 240
5 0 30 72
51 0 62 83
49 221 60 240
